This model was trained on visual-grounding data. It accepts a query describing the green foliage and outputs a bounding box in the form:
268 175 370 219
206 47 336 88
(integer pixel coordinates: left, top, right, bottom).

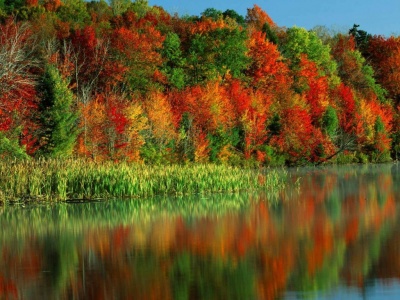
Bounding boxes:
267 114 282 138
110 0 131 16
262 22 278 44
263 145 287 167
392 131 400 161
322 106 339 138
210 28 250 78
357 152 369 164
282 26 339 85
201 8 222 21
140 140 176 165
222 9 245 26
177 113 195 161
129 0 150 18
38 65 79 158
374 116 385 133
186 28 250 84
0 131 29 160
3 0 24 13
161 32 186 89
57 0 91 27
335 152 358 164
207 128 240 163
186 34 215 84
361 63 388 103
349 24 371 52
170 253 256 300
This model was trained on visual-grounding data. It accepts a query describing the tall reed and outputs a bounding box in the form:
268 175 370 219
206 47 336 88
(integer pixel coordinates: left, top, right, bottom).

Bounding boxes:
0 159 286 202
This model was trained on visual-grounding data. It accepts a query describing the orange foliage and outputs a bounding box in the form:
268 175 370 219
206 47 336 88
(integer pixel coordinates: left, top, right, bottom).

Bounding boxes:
247 30 291 93
246 4 276 31
43 0 61 12
191 17 227 34
145 91 176 144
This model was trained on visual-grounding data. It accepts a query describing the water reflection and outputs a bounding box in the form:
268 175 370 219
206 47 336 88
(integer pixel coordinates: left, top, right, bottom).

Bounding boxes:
0 163 399 299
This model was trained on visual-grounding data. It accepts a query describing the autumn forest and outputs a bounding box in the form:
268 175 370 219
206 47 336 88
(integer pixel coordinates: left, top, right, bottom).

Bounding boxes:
1 0 400 165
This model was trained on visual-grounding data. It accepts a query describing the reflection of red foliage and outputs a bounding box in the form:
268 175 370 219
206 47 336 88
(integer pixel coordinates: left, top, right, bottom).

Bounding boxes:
0 276 18 299
344 218 359 244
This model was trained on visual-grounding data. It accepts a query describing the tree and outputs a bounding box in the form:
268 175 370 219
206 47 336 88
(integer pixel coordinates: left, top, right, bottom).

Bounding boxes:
247 30 289 90
160 32 186 89
56 0 91 28
281 27 339 86
367 36 400 105
201 8 222 21
348 24 371 53
246 4 275 31
322 106 339 138
185 27 249 84
223 9 245 26
331 34 387 102
0 19 38 156
111 23 164 93
38 65 79 157
297 54 329 124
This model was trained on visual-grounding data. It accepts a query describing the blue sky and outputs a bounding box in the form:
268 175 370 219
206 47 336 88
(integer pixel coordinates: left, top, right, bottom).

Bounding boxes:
148 0 400 36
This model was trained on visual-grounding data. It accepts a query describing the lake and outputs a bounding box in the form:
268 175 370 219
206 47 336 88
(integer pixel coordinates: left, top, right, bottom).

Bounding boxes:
0 163 399 299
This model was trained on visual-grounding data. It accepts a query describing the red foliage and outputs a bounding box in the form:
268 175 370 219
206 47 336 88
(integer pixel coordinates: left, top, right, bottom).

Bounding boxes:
270 106 316 161
109 105 128 135
43 0 61 12
336 83 357 133
332 34 356 57
25 0 38 7
247 30 291 92
298 55 329 123
368 36 400 101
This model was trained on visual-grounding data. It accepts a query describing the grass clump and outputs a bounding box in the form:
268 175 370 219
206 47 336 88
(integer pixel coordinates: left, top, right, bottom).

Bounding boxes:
0 159 286 202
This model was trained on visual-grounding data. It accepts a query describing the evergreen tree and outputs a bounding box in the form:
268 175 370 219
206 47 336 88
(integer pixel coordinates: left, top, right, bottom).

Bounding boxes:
38 65 79 158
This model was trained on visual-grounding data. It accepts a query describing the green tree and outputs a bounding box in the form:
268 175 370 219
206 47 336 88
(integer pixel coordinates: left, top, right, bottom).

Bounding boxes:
0 131 29 159
262 22 278 44
201 8 222 21
349 24 371 53
185 28 250 84
110 0 130 16
38 65 79 158
129 0 150 18
322 106 339 138
161 32 186 89
223 9 245 26
281 26 339 86
57 0 91 28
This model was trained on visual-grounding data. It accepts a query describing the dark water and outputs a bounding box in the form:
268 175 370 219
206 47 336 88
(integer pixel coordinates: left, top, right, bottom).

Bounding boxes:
1 163 400 299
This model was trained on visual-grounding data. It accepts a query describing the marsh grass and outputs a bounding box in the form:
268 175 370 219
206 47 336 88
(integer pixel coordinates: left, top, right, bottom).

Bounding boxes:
0 159 286 202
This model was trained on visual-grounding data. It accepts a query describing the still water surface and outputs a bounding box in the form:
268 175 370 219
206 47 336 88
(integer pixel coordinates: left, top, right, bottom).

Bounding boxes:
1 163 399 299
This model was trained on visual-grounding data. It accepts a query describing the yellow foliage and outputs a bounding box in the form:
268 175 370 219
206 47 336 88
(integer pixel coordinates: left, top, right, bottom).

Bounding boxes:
359 98 376 143
125 101 148 152
145 91 176 144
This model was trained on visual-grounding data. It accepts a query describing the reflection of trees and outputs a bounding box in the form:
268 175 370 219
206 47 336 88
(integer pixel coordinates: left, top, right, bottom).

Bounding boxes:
0 164 399 299
170 253 256 300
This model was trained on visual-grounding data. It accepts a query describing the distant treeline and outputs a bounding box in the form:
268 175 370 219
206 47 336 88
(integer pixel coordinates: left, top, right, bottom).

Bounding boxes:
0 0 399 165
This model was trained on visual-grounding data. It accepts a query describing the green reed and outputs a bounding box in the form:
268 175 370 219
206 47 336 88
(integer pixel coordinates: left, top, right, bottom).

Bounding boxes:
0 159 286 202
